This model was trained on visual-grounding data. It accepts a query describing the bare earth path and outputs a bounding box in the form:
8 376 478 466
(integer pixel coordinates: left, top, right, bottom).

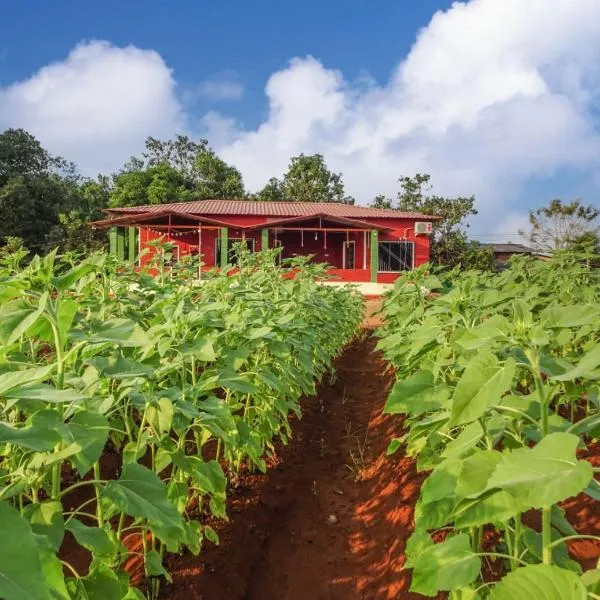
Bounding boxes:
163 331 427 600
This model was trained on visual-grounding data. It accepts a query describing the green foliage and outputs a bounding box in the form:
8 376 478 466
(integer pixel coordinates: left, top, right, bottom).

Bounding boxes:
109 135 245 208
256 153 354 203
0 245 362 598
523 198 600 253
378 252 600 597
372 173 494 270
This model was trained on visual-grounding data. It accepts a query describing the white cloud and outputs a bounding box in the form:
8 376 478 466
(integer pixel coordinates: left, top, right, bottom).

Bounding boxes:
208 0 600 231
2 0 600 234
196 77 244 101
0 40 184 176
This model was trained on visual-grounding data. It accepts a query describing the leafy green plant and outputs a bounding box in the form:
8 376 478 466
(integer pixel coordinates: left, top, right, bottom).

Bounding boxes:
378 253 600 598
0 243 362 599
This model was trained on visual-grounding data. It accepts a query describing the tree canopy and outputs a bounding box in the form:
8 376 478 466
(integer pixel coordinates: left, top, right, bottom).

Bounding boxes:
255 154 354 203
521 198 599 254
372 173 494 270
109 135 245 208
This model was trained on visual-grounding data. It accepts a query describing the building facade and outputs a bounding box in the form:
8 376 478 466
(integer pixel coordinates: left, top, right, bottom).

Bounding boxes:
93 200 439 283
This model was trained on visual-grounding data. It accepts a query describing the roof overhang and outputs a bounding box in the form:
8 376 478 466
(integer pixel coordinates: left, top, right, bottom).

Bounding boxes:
90 210 233 230
244 213 393 232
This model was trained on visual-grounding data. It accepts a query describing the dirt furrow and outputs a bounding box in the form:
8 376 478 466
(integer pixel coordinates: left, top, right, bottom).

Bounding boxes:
163 331 425 600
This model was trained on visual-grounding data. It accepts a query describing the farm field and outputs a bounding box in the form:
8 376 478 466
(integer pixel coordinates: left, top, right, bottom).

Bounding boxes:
1 245 599 599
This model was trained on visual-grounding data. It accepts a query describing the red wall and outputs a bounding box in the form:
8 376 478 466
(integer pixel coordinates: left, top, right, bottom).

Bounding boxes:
137 214 431 282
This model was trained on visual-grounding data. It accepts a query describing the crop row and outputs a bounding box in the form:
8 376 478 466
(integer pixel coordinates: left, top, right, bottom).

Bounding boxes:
377 252 600 599
0 244 362 600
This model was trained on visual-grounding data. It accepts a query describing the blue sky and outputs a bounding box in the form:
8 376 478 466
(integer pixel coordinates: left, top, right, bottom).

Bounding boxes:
1 0 599 238
1 0 452 126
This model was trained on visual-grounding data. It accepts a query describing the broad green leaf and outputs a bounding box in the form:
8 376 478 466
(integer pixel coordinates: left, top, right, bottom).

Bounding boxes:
65 519 121 557
103 464 185 548
442 421 484 459
454 489 520 528
68 411 110 476
415 459 461 529
218 374 258 394
0 421 61 451
0 501 51 600
386 437 405 456
204 524 219 544
552 346 600 381
455 315 510 351
79 565 122 600
87 356 154 379
541 304 600 329
522 527 581 573
146 397 174 435
0 297 45 346
551 505 578 536
88 319 151 348
410 534 481 597
3 384 87 404
52 258 102 291
171 454 226 495
23 501 64 551
0 364 54 396
404 529 433 568
177 337 216 362
488 564 586 600
486 432 593 508
456 450 503 498
384 371 450 416
245 326 273 340
144 550 172 582
37 545 70 600
449 354 516 426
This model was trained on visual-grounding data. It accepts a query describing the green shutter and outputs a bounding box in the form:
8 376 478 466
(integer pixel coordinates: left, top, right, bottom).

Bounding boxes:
261 228 269 251
116 228 125 260
109 227 117 255
220 227 228 268
370 230 378 282
128 227 137 263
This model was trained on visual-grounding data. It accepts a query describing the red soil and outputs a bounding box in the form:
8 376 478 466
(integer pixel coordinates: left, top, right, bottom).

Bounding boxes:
162 332 428 600
59 317 600 598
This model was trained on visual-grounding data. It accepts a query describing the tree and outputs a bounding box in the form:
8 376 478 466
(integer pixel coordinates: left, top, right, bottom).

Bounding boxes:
254 177 285 201
108 136 245 207
371 194 392 209
0 128 54 184
387 173 493 269
521 199 599 253
194 149 245 199
0 129 82 252
46 176 111 251
277 154 354 203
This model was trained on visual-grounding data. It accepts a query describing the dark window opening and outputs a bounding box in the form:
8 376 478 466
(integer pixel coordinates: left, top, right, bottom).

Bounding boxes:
343 241 355 269
378 241 414 272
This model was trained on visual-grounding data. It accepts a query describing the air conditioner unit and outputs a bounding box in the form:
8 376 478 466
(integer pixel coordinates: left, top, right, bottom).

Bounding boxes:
414 221 433 235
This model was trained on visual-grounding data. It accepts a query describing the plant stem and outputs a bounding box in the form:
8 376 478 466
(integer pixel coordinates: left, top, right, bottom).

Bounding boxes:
93 462 104 528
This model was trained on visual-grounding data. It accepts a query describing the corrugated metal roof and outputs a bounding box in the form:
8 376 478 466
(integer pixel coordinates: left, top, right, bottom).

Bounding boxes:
106 199 440 220
481 243 536 253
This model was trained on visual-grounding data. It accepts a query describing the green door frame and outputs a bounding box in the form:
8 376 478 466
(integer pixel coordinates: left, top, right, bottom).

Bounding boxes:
109 227 117 255
261 228 269 251
370 230 378 283
220 227 228 268
128 227 136 263
116 228 125 260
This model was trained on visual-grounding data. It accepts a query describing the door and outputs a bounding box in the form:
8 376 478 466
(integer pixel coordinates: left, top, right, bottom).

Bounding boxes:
343 240 355 269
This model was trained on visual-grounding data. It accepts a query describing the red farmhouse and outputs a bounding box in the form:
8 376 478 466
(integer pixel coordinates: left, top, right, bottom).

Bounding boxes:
94 200 439 283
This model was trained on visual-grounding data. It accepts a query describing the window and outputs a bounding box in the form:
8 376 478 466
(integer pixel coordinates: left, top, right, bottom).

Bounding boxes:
378 241 414 272
214 237 255 265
